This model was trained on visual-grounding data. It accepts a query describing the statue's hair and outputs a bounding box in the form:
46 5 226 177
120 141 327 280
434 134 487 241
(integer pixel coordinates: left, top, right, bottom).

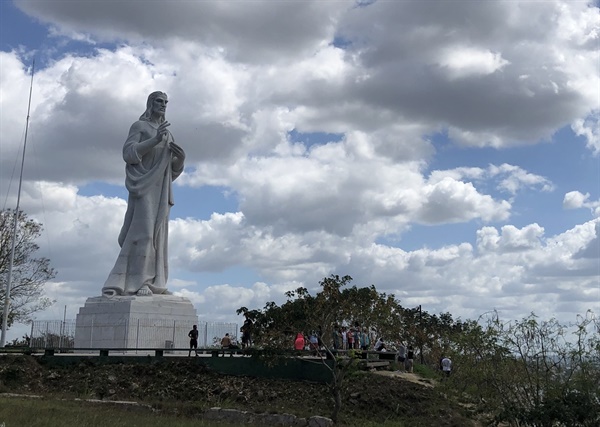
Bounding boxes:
139 91 168 122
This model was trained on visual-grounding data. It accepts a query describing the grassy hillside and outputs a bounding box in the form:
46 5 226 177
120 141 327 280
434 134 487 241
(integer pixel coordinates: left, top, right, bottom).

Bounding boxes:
0 355 479 426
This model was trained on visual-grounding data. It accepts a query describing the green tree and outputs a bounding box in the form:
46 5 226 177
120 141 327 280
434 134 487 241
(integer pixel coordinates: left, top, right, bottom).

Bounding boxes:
448 311 600 427
237 275 405 423
237 275 406 349
0 209 55 329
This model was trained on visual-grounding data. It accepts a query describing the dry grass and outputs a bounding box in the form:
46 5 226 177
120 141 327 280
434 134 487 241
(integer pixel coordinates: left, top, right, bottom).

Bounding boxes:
0 396 228 427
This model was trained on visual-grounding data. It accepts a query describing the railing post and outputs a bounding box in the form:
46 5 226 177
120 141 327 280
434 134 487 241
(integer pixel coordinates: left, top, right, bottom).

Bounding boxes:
29 321 34 347
58 321 63 349
124 317 129 353
136 319 140 353
172 320 176 349
204 322 208 348
45 322 49 348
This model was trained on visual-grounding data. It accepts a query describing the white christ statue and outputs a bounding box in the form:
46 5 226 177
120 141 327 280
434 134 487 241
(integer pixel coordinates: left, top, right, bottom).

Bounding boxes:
102 91 185 297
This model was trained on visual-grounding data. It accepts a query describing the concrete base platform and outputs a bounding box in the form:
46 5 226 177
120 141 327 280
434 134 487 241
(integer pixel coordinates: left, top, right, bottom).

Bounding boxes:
74 295 198 349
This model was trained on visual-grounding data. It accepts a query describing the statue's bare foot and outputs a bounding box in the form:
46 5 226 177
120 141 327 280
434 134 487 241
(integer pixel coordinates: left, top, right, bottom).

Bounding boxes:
136 285 153 296
102 288 120 297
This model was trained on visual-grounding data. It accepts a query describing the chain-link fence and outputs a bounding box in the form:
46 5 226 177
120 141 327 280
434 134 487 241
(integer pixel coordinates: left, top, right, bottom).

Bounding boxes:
30 320 77 348
30 319 238 349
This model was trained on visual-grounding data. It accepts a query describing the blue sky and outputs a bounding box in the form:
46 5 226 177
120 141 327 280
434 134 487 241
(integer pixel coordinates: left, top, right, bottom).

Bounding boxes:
1 0 598 341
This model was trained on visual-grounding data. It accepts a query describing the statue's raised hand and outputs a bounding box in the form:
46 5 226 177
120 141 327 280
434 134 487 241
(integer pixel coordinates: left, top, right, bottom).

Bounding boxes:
156 121 171 143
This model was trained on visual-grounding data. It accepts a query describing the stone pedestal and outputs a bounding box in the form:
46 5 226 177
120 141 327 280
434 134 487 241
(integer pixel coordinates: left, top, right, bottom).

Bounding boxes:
74 295 198 349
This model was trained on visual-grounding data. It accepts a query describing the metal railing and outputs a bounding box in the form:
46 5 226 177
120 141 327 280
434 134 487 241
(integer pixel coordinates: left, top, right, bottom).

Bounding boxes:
30 319 238 349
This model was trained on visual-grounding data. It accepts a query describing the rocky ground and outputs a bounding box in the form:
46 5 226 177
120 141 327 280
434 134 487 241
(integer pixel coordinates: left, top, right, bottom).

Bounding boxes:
0 354 480 426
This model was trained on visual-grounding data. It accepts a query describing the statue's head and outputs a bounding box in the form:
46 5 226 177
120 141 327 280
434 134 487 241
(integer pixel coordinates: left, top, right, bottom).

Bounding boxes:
139 91 168 122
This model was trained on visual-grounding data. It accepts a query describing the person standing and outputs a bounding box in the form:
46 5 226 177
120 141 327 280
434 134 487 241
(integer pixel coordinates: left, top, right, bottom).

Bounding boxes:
396 342 406 371
406 345 414 372
188 325 199 357
220 333 232 357
332 326 341 350
347 328 355 350
353 328 360 349
360 327 370 351
241 316 253 349
294 332 306 350
308 332 319 354
441 355 452 378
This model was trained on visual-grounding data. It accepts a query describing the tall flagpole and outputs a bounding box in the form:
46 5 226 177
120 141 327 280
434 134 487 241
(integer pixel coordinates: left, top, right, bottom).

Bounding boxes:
1 59 35 347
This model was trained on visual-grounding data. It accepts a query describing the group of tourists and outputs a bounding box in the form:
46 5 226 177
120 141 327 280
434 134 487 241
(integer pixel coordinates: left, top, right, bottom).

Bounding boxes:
187 317 452 378
293 325 413 361
332 325 374 351
293 326 374 352
186 316 254 357
291 326 454 376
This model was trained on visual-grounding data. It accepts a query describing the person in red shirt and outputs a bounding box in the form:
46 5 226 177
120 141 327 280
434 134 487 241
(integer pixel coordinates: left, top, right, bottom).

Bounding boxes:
294 332 306 350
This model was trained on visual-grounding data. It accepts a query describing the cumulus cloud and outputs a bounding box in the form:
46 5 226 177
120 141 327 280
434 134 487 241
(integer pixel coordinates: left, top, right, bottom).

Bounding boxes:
564 191 600 216
488 164 554 195
430 164 554 196
9 0 597 151
477 224 545 253
7 176 598 332
16 0 346 63
419 178 511 224
335 0 599 147
564 191 590 209
572 113 600 155
437 46 509 80
573 221 600 260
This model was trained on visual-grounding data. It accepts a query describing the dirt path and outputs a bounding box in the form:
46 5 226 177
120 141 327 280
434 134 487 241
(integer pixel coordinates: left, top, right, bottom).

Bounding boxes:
373 370 437 388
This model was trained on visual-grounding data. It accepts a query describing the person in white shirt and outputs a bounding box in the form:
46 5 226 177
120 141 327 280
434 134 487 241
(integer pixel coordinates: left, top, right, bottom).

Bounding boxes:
374 337 386 351
441 356 452 377
396 342 406 371
341 327 348 350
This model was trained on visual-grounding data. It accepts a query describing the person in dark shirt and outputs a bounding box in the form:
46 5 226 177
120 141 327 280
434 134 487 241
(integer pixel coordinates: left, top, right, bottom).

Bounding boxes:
188 325 199 357
406 345 414 372
241 317 253 349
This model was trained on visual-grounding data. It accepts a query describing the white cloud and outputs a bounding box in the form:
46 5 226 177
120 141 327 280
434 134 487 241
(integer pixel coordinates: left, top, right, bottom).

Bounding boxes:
574 221 600 259
437 46 509 80
431 164 554 195
336 0 599 148
572 113 600 156
564 191 600 216
7 182 598 334
488 164 554 194
16 0 347 63
477 223 545 254
419 177 511 224
497 224 545 252
564 191 590 209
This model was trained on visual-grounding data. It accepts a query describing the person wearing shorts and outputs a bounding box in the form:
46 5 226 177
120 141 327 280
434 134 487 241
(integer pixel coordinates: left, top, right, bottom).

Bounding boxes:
188 325 199 357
